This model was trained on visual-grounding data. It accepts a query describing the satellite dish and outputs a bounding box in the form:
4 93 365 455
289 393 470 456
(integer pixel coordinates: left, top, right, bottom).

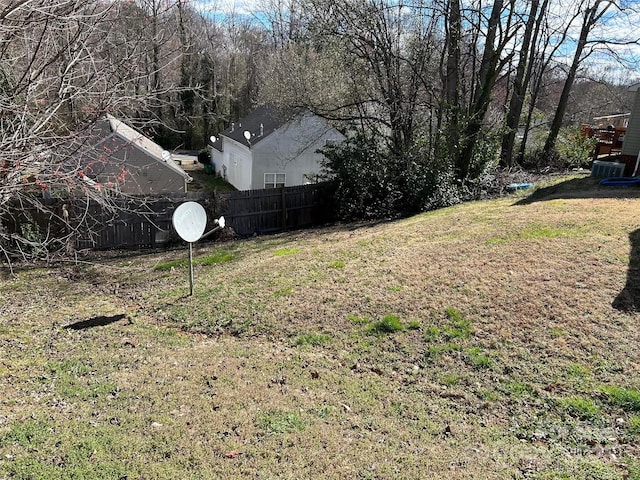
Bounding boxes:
172 201 207 243
161 150 171 162
216 216 225 229
243 130 251 141
209 135 216 143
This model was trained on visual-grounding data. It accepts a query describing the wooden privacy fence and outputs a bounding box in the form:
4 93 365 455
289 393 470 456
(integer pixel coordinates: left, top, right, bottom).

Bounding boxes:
219 184 331 236
84 184 331 249
4 184 333 251
73 192 217 250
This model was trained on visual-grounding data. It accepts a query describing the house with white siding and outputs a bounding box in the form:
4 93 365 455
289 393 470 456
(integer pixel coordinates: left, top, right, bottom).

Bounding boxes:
621 83 640 175
210 106 344 191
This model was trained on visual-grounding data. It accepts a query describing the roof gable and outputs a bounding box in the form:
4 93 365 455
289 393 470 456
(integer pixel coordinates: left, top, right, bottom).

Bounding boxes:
96 115 189 180
215 106 298 149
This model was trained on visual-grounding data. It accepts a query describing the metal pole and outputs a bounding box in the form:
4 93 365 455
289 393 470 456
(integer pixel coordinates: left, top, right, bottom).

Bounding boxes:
189 242 194 296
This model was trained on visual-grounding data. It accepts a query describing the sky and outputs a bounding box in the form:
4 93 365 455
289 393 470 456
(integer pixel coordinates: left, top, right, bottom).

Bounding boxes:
194 0 264 16
549 0 640 80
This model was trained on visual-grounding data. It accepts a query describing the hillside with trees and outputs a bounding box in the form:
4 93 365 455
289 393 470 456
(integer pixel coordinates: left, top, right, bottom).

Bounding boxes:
1 0 639 258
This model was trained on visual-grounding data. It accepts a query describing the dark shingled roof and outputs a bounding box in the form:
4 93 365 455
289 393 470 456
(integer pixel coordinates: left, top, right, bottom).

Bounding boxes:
211 105 295 151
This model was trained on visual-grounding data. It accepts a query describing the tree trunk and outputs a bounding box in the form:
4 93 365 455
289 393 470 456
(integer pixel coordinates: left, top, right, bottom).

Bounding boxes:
442 0 461 164
500 0 543 167
455 0 505 180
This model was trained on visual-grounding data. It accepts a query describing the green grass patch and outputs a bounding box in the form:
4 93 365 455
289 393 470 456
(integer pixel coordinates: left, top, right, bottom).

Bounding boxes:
274 286 293 297
198 251 235 265
465 346 492 368
329 260 345 268
477 389 501 402
505 381 536 398
46 359 118 400
426 342 461 360
424 326 441 342
368 315 404 334
443 308 472 340
600 385 640 412
557 396 601 420
423 309 477 362
484 236 508 245
406 320 421 330
485 222 583 245
520 224 569 240
48 358 92 377
565 362 592 379
154 250 234 270
57 377 117 401
627 460 640 480
440 374 461 386
628 415 640 436
274 248 300 257
347 314 371 325
154 258 189 271
1 418 52 448
257 410 305 434
424 309 472 343
294 333 332 347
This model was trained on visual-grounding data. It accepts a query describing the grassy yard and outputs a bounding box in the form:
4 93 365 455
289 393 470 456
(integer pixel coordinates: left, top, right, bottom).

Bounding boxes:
1 174 640 479
184 162 236 193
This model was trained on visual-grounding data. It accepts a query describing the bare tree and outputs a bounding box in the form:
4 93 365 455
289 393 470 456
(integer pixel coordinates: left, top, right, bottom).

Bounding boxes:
542 0 617 156
439 0 462 164
514 1 571 163
500 0 549 168
260 0 441 160
448 0 518 180
0 0 182 263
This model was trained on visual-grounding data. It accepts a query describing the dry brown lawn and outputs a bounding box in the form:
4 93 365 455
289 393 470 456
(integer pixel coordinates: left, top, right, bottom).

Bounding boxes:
1 174 640 479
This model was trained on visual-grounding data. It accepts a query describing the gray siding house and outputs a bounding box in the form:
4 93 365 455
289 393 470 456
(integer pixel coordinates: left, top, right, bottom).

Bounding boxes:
80 115 191 195
210 106 344 191
622 83 640 167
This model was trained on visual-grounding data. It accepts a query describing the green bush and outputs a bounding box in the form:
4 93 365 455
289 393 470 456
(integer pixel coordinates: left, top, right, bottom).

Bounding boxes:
401 133 461 212
556 126 597 169
320 132 403 220
462 132 501 200
320 131 461 220
520 126 596 171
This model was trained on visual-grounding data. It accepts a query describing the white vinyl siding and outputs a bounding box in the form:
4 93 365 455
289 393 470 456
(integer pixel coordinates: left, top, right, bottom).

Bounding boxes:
622 88 640 157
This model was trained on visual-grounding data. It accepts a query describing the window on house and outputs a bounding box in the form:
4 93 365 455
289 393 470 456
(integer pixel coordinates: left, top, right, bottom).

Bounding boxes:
264 173 285 189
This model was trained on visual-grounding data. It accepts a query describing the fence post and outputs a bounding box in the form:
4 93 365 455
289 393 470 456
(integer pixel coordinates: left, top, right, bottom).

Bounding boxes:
280 186 287 230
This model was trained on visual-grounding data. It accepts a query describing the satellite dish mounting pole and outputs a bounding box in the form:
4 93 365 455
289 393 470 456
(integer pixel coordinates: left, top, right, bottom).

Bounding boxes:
188 242 195 296
171 201 227 297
